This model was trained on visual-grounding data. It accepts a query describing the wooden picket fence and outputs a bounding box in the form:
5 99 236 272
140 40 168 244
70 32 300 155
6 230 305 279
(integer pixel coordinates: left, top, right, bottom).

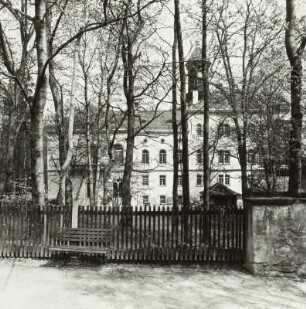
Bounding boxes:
0 202 246 263
0 202 71 258
78 205 246 263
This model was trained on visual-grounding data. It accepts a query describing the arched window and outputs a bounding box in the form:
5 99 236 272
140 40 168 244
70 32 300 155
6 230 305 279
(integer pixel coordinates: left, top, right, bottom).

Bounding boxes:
113 144 124 164
159 149 167 164
223 124 230 137
196 123 202 136
218 123 231 137
142 150 149 164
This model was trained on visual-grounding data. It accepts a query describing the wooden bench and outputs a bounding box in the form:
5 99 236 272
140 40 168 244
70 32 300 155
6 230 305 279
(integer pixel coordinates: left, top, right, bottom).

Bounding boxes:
49 228 112 256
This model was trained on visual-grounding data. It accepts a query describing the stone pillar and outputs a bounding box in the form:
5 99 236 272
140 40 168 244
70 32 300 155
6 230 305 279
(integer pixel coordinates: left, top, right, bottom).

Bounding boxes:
244 197 306 277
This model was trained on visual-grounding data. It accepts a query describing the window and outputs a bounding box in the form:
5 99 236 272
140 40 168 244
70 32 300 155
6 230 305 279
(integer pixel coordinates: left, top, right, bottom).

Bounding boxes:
178 195 183 205
225 174 230 185
247 174 254 185
218 174 224 185
142 175 149 186
160 175 166 186
177 150 182 163
49 155 59 168
167 196 173 204
196 123 202 136
178 175 182 186
142 150 149 164
114 144 124 164
160 195 166 204
197 149 203 164
218 150 230 164
218 123 231 137
196 174 203 186
113 180 122 197
258 153 264 165
143 195 149 206
159 149 167 164
218 174 230 185
248 151 256 164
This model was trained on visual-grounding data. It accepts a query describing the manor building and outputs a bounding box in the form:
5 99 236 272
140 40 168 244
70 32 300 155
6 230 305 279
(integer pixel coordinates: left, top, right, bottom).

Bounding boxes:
46 47 289 207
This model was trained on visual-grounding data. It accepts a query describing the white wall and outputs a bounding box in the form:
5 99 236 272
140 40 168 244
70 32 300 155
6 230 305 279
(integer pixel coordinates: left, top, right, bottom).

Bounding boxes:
47 106 248 208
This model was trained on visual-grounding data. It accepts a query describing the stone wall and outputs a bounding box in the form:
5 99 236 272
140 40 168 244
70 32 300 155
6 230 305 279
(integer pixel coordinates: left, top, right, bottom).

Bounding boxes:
245 198 306 277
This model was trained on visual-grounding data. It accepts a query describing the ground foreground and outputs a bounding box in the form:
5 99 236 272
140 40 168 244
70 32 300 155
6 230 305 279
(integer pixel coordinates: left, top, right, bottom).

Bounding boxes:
0 260 305 309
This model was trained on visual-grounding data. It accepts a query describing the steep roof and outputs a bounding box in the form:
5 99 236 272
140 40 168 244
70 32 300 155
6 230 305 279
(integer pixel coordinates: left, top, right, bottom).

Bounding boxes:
200 183 241 196
135 110 174 132
188 42 202 61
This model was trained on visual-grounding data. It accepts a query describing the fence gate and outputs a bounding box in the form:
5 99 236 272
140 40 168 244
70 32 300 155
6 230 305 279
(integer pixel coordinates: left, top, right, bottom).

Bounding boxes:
78 205 246 264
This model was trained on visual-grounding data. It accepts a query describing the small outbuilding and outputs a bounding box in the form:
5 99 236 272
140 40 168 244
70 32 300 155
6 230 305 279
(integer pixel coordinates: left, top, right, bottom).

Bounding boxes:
201 183 241 209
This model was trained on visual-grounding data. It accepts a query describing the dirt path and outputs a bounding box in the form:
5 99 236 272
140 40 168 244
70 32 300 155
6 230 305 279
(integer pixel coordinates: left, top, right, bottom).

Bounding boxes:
0 260 305 309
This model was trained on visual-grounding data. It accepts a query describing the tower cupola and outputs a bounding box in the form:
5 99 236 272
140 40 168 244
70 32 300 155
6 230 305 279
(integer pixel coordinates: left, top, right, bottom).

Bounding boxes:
186 41 204 105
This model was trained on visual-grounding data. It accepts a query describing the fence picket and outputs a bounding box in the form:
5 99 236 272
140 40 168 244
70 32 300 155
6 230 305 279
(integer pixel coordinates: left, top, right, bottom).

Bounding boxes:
0 203 3 257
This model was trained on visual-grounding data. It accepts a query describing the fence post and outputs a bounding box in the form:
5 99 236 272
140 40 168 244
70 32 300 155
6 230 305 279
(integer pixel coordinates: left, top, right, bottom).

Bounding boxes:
43 206 47 246
72 202 78 228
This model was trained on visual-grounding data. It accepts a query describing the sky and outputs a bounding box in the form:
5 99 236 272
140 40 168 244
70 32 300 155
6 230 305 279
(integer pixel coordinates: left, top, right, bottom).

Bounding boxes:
0 0 305 115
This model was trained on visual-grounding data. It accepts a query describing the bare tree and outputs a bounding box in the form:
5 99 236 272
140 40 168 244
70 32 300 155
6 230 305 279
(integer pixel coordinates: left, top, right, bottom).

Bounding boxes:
121 8 138 209
285 0 306 197
174 0 190 210
0 0 33 195
202 0 210 208
76 26 124 207
0 0 161 207
172 26 179 212
210 0 284 197
121 0 168 209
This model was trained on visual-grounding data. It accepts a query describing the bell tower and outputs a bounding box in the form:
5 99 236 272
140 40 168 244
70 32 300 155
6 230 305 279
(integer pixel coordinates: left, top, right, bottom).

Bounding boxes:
186 41 204 105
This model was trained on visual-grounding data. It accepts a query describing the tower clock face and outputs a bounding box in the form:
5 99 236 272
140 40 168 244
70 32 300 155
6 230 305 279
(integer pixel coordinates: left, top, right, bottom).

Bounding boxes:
197 72 202 78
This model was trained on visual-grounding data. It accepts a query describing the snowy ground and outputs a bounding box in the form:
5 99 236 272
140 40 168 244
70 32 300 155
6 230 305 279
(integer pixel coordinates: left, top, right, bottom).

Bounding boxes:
0 260 305 309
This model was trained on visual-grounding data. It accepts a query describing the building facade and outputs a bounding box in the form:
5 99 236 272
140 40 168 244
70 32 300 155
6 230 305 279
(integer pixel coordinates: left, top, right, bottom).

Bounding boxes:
46 47 290 207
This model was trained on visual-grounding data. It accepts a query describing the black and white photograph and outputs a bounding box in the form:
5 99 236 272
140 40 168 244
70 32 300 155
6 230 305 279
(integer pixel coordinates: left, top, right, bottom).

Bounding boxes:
0 0 305 308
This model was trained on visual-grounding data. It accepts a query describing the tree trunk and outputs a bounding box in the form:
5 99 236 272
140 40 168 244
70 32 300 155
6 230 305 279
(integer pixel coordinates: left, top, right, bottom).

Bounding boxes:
100 39 121 207
31 0 49 208
2 113 17 194
202 0 210 209
172 30 179 213
121 36 135 209
234 117 248 197
0 1 30 195
56 38 79 207
30 104 46 208
238 141 248 197
49 63 68 206
94 112 102 207
84 74 95 207
174 0 190 243
65 175 73 209
102 100 113 206
285 0 305 197
174 0 190 211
